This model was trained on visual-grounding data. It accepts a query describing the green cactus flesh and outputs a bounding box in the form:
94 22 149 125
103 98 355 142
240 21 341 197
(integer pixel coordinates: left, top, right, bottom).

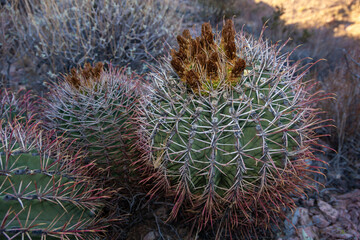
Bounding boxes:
46 65 143 175
150 64 299 196
1 90 35 127
0 125 103 239
141 20 321 231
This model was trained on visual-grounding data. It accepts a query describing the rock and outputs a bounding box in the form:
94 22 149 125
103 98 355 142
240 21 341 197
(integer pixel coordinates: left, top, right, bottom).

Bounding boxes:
277 237 300 240
348 209 360 225
177 227 188 238
322 225 353 239
144 231 157 240
298 226 318 240
312 214 330 228
337 189 360 201
292 209 300 226
284 209 299 236
309 207 319 215
305 198 315 207
334 232 354 239
335 199 348 210
318 199 339 223
298 207 311 226
154 206 167 220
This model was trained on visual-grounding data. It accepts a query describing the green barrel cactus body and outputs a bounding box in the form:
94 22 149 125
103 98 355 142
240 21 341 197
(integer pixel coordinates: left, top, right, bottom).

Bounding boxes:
0 90 37 127
139 20 324 233
0 120 106 239
45 63 146 176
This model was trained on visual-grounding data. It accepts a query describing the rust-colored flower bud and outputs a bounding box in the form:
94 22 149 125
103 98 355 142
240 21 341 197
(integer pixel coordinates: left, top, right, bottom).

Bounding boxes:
201 22 214 49
231 58 246 78
221 19 237 60
177 35 189 52
190 39 200 58
182 29 191 39
185 69 200 89
196 52 207 68
171 58 185 77
207 52 219 78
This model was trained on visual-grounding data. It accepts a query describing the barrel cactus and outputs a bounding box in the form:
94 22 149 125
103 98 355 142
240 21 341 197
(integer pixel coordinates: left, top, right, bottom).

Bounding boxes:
45 63 146 177
137 20 325 235
0 119 107 239
0 89 37 127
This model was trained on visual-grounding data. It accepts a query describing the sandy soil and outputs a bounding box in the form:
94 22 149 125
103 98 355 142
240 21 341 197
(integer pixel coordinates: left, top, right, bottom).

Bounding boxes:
254 0 360 38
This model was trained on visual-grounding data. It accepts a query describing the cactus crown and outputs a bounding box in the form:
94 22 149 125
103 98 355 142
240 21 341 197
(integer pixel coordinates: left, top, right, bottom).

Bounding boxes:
170 20 246 94
65 62 104 89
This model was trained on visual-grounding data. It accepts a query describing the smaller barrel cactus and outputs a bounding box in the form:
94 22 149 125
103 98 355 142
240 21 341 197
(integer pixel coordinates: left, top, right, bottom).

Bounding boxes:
45 63 147 177
0 118 108 239
0 89 37 127
137 20 326 236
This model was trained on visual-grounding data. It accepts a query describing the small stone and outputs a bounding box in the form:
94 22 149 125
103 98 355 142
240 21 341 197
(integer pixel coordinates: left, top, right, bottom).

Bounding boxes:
144 231 156 240
177 227 188 238
298 226 318 240
154 206 167 220
318 199 339 223
298 207 311 226
322 225 354 239
305 198 315 207
337 189 360 201
334 233 354 239
284 210 298 236
292 209 300 226
338 209 351 222
335 199 348 210
313 214 330 228
309 207 319 215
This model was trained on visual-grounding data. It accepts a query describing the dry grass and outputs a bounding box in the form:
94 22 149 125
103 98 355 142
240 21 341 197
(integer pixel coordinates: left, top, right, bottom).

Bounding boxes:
313 48 360 190
0 0 182 92
195 0 239 24
0 5 19 89
319 49 360 149
254 0 360 39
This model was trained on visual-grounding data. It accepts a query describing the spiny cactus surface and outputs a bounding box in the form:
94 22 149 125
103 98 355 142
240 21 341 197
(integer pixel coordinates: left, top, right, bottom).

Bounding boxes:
45 63 147 176
138 20 325 235
0 119 107 239
1 0 182 92
0 89 37 127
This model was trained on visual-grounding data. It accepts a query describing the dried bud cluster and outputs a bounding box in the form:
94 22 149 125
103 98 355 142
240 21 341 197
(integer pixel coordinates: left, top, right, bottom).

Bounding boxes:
170 20 246 93
65 62 104 89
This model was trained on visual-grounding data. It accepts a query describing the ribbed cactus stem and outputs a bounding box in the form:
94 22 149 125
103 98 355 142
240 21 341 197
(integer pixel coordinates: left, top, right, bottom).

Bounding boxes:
0 119 107 239
45 63 147 177
138 20 325 235
1 89 37 127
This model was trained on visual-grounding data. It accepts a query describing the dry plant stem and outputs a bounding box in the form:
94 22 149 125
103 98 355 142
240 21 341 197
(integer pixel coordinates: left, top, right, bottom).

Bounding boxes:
317 48 360 189
1 0 181 88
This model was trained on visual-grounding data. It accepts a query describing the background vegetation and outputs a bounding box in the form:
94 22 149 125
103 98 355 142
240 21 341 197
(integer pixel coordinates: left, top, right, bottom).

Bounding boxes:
1 0 359 239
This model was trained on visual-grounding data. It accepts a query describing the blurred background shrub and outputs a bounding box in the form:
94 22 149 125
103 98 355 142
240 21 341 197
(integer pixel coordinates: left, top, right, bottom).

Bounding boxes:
0 0 182 91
